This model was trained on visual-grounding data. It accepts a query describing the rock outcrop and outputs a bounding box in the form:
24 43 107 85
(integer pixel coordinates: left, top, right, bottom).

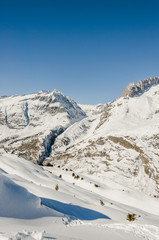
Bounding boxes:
120 77 159 98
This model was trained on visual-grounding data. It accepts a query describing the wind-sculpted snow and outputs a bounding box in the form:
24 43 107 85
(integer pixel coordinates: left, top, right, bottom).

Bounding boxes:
0 172 58 219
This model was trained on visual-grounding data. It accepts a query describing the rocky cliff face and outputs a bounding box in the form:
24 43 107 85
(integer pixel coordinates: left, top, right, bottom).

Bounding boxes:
120 77 159 98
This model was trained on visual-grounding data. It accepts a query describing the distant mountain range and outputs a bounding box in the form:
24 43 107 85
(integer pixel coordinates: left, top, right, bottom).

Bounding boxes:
0 76 159 196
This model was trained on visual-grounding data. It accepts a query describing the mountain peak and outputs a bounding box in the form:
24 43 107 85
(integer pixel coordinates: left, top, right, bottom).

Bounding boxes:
52 89 61 94
120 76 159 98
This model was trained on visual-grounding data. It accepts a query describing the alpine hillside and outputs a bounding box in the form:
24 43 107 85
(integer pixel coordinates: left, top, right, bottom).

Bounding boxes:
1 77 159 197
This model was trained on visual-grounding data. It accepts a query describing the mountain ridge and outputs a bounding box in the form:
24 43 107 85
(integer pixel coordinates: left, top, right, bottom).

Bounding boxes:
120 76 159 98
0 89 86 164
0 77 159 197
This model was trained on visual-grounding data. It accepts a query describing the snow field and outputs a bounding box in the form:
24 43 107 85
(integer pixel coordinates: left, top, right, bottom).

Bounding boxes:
0 154 159 239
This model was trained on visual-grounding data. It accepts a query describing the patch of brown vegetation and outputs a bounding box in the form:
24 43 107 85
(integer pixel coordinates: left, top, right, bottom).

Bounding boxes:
107 136 158 179
88 140 94 145
83 149 113 160
84 151 92 157
17 138 40 162
140 155 149 165
54 153 74 160
18 139 39 152
102 160 110 166
117 103 122 106
124 136 136 141
96 138 106 145
142 134 159 149
108 136 143 154
128 166 139 177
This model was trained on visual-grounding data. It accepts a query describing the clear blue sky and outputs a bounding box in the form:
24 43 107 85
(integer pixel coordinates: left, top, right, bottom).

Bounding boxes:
0 0 159 104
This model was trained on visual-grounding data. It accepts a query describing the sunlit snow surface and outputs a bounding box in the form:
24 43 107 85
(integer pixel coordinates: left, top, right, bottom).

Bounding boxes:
0 154 159 240
52 84 159 196
0 84 159 239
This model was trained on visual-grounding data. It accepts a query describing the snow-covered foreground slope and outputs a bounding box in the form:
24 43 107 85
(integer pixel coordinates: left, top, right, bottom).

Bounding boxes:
0 153 159 240
0 172 60 219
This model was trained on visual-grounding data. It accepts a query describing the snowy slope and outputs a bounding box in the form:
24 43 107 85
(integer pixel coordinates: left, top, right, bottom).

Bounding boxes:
79 103 108 116
1 77 159 239
52 83 159 196
1 78 159 196
0 171 60 219
0 153 159 240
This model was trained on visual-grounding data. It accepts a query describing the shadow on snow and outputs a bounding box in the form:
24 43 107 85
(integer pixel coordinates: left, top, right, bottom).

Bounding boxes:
41 198 110 221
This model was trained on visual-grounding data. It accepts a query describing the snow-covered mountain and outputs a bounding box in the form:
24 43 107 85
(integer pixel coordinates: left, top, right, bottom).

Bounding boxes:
51 78 159 196
1 77 159 239
0 90 86 164
0 77 159 197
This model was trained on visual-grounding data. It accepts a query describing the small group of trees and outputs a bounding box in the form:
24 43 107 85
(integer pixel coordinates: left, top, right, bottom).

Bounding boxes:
127 213 136 221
